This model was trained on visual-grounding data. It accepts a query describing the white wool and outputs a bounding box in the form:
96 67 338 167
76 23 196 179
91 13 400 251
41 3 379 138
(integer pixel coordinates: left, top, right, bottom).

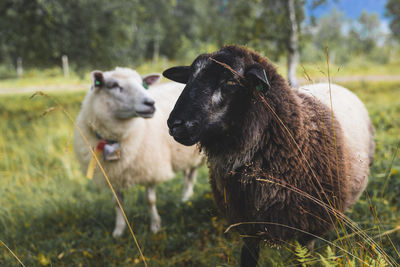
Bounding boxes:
298 83 375 207
113 67 141 79
74 69 202 190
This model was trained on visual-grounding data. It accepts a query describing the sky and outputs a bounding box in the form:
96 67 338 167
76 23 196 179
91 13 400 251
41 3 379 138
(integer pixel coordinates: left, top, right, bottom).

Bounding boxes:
306 0 390 32
306 0 388 20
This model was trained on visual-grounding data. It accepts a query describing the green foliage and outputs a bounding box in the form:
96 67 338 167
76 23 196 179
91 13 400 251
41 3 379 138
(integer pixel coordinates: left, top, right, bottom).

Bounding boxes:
294 241 312 266
303 10 393 65
0 64 16 79
0 0 307 70
387 0 400 39
219 0 304 60
0 0 396 73
318 246 337 267
293 243 392 267
0 0 137 69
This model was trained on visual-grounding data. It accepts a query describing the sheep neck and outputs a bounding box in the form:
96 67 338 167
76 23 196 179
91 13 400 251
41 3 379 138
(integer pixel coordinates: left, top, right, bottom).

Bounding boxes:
92 128 118 144
87 120 121 143
85 108 142 143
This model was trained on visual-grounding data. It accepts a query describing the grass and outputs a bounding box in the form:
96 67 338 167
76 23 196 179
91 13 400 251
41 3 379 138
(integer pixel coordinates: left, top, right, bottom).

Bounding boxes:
0 76 399 266
2 58 400 93
0 60 179 92
0 68 86 91
297 60 400 79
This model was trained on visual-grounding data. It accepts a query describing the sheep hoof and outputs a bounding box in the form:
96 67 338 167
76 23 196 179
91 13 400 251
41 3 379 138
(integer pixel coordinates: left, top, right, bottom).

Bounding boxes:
181 194 190 203
112 228 124 238
150 222 161 233
181 189 193 203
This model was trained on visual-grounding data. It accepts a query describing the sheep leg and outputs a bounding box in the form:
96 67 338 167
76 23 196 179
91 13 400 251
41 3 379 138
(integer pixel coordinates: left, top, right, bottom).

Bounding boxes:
240 238 260 267
146 185 161 233
181 168 197 202
112 191 126 238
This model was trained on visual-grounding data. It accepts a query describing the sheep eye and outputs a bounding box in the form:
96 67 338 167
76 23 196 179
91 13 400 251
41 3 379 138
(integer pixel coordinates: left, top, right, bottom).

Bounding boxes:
226 80 236 86
106 81 120 89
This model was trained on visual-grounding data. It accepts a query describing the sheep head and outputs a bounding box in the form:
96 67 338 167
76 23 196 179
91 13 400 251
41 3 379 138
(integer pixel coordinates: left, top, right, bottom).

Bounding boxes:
90 67 160 120
164 46 270 146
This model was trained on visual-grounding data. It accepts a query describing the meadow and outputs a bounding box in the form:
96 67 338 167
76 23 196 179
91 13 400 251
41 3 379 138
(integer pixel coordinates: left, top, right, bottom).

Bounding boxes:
0 69 399 266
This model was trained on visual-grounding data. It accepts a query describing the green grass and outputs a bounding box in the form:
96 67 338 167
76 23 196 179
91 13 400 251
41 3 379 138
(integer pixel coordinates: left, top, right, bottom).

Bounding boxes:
298 60 400 79
2 58 400 93
0 80 399 266
0 61 180 91
0 68 87 90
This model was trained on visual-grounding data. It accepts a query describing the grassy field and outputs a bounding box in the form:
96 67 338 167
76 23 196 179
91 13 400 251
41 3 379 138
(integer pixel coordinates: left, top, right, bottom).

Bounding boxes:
1 59 400 93
0 78 399 266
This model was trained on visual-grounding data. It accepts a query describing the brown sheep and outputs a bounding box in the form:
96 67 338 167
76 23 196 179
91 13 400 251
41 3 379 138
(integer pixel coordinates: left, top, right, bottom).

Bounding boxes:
163 45 374 267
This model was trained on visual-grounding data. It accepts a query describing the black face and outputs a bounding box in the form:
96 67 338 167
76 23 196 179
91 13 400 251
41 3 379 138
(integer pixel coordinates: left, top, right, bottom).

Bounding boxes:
164 53 240 145
164 50 270 146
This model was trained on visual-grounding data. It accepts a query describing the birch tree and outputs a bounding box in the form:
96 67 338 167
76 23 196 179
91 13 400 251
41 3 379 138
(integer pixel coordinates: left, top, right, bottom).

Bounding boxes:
287 0 300 87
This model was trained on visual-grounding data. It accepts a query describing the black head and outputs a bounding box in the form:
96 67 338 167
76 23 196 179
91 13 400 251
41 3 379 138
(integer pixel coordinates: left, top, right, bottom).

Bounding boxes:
164 46 271 146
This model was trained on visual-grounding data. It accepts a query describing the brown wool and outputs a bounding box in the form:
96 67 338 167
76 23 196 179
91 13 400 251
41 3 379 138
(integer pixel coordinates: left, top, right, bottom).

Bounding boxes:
204 46 373 244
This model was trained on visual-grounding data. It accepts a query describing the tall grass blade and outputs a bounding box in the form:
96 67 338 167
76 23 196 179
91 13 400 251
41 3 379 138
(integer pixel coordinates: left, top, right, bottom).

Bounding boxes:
0 240 26 267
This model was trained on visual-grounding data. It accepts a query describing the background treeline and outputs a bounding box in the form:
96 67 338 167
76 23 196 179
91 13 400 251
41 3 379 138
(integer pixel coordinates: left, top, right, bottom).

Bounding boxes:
0 0 399 75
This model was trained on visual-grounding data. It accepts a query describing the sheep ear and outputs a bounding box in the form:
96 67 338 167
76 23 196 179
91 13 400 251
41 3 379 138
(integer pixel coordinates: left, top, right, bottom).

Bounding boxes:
245 65 271 93
163 66 190 84
142 73 161 86
91 70 105 89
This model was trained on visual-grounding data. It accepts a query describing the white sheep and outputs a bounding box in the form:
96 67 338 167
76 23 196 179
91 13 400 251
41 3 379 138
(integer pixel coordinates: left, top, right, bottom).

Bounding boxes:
74 67 203 237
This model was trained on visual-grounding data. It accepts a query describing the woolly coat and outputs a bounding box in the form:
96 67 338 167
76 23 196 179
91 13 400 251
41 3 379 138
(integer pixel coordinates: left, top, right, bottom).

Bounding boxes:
202 47 374 244
74 81 202 190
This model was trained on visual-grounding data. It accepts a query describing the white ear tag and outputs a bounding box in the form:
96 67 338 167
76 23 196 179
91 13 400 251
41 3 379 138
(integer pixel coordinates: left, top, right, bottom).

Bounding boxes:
103 143 121 161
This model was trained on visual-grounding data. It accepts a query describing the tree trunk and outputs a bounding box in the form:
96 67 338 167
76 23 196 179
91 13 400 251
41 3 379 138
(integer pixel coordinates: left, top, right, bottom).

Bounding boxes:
152 39 160 64
287 0 299 88
62 55 70 78
152 18 161 65
17 57 23 79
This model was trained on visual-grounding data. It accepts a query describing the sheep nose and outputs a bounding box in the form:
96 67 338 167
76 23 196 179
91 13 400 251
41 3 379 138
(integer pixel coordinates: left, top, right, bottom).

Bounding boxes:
143 98 155 107
167 118 185 136
168 119 183 130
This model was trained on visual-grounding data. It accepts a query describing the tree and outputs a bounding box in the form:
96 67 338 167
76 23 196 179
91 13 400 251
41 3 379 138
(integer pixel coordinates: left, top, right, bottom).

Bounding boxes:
0 0 347 73
386 0 400 39
287 0 300 87
0 0 137 69
223 0 336 87
312 9 346 63
358 11 381 52
285 0 330 86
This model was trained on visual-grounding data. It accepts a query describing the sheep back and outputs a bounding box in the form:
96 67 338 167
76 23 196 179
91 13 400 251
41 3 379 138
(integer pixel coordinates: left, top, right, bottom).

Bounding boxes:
298 83 374 208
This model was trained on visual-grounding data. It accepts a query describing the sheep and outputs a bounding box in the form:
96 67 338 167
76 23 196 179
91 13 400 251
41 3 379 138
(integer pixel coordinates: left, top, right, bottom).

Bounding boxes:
74 67 203 237
163 45 374 267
